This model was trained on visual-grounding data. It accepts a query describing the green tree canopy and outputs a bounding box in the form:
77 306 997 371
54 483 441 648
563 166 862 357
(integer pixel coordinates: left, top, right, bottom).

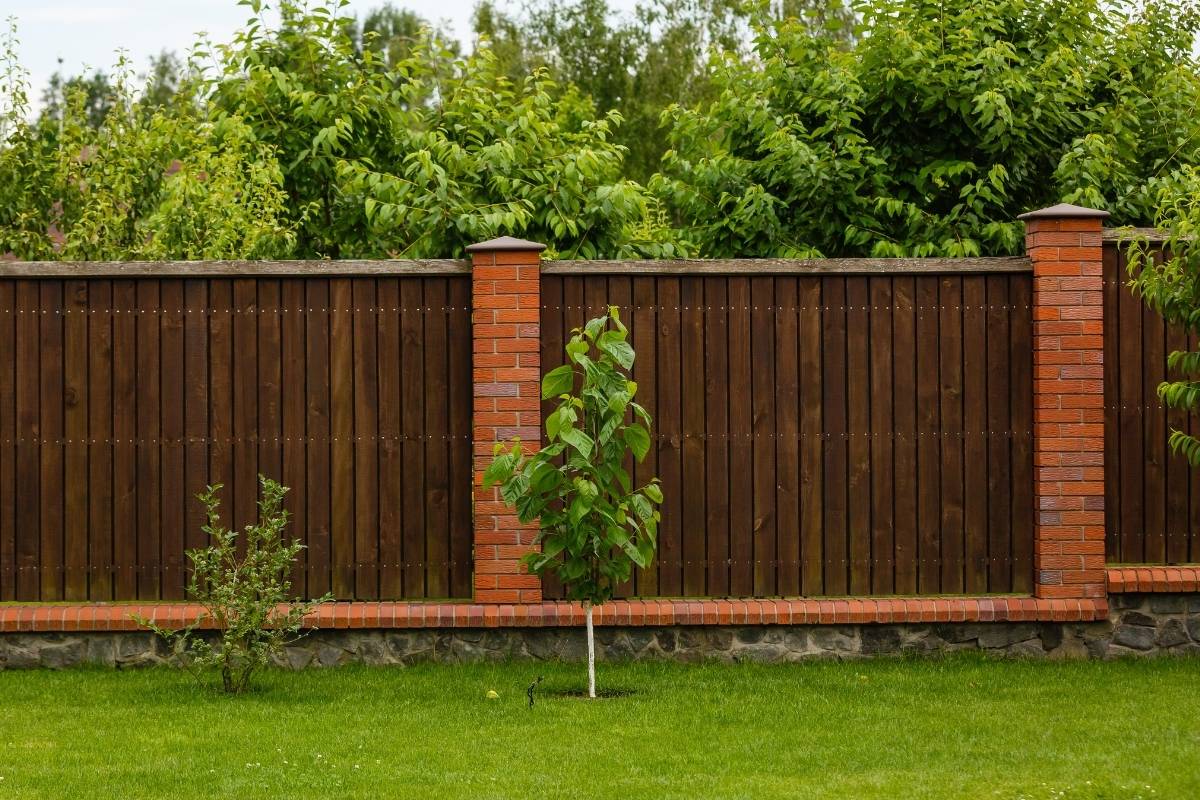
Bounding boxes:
655 0 1200 257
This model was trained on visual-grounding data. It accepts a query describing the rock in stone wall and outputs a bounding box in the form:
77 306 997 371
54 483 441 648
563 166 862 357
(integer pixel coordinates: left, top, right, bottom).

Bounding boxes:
2 594 1198 670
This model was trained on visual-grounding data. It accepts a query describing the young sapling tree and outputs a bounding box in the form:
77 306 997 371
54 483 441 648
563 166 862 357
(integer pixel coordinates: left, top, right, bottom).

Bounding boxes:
484 306 662 698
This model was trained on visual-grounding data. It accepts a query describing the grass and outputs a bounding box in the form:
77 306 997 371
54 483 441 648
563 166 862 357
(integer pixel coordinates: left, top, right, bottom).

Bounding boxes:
0 655 1197 799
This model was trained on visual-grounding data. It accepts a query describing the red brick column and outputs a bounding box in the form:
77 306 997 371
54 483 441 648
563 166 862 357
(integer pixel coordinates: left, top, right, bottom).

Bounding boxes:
1018 203 1109 600
465 236 546 604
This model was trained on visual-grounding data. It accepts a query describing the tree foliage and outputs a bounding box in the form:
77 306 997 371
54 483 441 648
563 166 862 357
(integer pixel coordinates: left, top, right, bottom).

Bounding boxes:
0 35 293 260
4 0 1200 260
655 0 1200 257
0 1 680 261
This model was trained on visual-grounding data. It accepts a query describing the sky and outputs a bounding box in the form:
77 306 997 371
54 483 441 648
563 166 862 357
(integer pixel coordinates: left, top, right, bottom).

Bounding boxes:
0 0 633 107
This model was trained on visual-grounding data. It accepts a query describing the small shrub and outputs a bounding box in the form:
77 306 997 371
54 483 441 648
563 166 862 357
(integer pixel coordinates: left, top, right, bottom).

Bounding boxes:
141 476 330 694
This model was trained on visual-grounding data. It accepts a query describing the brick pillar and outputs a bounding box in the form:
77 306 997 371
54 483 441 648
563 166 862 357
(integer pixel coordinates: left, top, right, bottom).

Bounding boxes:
1018 203 1109 600
465 236 546 604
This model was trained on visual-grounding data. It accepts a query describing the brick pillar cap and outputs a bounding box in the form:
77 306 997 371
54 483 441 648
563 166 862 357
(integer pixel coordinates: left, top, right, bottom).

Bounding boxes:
465 236 547 253
1017 203 1109 221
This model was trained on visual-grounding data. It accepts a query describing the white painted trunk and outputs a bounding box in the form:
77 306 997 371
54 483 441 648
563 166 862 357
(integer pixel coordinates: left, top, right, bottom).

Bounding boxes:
585 603 596 699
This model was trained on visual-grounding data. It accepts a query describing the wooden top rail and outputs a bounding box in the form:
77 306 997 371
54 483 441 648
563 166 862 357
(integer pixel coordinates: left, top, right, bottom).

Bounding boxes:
0 259 472 277
0 255 1036 276
1103 227 1168 242
541 256 1032 275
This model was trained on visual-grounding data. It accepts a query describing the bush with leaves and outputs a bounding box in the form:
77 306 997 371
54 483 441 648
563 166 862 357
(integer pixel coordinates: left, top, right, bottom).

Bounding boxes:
656 0 1200 257
141 477 331 694
484 307 662 698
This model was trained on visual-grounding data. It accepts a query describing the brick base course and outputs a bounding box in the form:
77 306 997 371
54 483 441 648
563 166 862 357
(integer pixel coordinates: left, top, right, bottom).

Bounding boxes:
2 593 1194 669
0 596 1108 633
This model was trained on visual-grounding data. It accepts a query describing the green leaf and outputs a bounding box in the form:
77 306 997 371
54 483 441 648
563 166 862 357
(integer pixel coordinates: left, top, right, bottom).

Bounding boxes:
541 364 574 399
560 427 594 459
623 424 651 461
597 334 635 370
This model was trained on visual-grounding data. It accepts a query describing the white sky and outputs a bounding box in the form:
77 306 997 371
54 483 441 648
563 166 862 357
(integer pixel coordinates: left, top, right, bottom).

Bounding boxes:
0 0 635 103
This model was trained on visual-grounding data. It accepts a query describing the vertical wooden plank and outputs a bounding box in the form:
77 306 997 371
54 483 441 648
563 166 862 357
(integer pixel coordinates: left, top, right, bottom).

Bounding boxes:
986 275 1013 591
822 277 848 596
399 279 425 597
938 276 965 593
798 277 823 595
539 276 565 599
868 277 894 595
63 280 88 600
231 279 258 536
703 278 730 597
0 286 14 599
1142 292 1167 563
608 276 637 599
1190 329 1200 563
257 280 283 485
0 283 13 600
39 281 64 601
111 281 138 599
559 276 586 597
891 277 918 595
447 277 474 598
329 278 355 598
376 278 402 599
15 283 40 599
423 279 450 598
845 277 871 596
305 280 332 598
1009 275 1034 592
725 277 754 596
207 278 235 534
280 279 308 596
915 277 941 593
962 277 989 593
1102 242 1122 562
631 277 659 597
352 279 380 599
775 278 800 596
681 277 707 595
656 277 683 596
182 280 209 593
159 280 185 600
750 278 777 596
134 280 161 599
1117 246 1144 563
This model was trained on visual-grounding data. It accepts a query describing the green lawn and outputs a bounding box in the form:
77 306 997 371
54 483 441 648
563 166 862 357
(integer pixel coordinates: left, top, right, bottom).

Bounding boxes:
0 656 1197 799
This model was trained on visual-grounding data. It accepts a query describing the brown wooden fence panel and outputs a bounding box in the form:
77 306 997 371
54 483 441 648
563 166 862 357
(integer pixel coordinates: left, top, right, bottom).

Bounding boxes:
541 268 1035 597
0 273 472 601
1103 238 1200 564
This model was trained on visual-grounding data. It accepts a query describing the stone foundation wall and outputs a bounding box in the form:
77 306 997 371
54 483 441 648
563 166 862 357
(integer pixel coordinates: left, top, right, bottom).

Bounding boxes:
2 594 1197 670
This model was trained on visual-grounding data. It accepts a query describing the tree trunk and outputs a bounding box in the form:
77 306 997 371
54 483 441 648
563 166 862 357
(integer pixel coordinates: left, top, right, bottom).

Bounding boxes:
585 602 596 699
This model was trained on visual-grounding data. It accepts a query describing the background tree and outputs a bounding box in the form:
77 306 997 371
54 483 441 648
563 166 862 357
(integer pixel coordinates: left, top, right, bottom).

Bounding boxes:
484 308 662 698
655 0 1200 257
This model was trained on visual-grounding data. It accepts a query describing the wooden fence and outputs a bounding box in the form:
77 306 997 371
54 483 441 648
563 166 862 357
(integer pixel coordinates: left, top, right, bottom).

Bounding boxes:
540 259 1036 598
1103 235 1200 564
0 263 474 602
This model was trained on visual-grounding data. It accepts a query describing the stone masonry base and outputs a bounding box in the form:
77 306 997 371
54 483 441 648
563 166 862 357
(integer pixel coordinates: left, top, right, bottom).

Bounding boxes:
2 593 1195 670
